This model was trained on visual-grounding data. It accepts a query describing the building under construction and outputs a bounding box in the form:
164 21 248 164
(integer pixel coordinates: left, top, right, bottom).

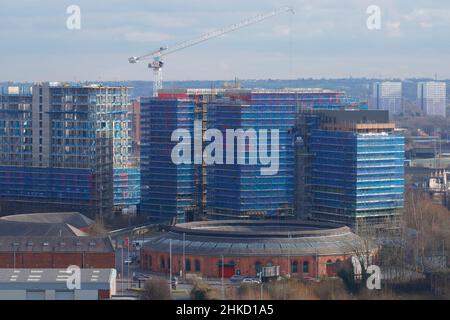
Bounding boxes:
139 87 375 224
0 83 137 218
296 109 405 230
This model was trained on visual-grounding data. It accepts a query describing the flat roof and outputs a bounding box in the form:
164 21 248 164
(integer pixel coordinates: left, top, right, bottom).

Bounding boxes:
0 268 116 290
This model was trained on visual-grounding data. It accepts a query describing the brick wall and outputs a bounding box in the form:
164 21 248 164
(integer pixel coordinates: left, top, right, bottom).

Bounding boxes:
140 248 350 279
0 252 115 269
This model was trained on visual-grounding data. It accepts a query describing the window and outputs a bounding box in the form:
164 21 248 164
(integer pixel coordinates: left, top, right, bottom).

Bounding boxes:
185 259 191 272
291 261 298 274
160 256 165 269
255 261 262 275
303 261 309 273
194 259 201 272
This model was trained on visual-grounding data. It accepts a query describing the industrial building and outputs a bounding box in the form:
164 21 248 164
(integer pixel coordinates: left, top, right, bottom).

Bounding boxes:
417 82 447 117
0 236 115 269
372 82 403 116
0 83 139 218
140 220 366 279
0 212 94 236
296 109 405 229
0 268 116 300
0 212 115 269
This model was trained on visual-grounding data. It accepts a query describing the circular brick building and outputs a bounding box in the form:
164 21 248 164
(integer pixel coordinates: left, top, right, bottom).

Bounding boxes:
140 220 364 279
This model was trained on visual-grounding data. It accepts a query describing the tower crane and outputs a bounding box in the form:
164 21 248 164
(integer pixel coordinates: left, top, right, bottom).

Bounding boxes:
129 6 294 96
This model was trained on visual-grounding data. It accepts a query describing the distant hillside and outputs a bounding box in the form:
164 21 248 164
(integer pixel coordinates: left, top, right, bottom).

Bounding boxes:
3 78 449 102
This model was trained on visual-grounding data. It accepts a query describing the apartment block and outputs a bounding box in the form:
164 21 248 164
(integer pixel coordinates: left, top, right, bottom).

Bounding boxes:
372 82 403 116
297 109 405 229
0 83 137 217
417 81 447 117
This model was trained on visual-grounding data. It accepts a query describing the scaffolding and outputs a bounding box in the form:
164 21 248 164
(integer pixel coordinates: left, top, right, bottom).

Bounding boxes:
0 83 133 218
306 110 405 229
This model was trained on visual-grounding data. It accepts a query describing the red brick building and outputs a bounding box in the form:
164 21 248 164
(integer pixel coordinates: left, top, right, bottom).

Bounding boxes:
0 236 115 269
140 220 365 279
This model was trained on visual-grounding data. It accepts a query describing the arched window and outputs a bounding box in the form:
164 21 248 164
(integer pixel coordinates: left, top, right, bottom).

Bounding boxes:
291 260 298 273
255 261 262 275
303 261 309 273
160 256 165 269
185 259 191 272
195 259 201 272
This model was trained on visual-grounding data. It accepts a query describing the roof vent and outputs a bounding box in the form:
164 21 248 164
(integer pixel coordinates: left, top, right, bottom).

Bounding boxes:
27 242 33 247
43 242 49 246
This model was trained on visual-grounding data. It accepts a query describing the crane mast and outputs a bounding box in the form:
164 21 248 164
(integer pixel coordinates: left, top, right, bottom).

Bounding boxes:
129 6 294 96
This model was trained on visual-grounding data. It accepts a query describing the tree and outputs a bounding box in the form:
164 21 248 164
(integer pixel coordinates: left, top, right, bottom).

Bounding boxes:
190 280 218 300
140 277 172 300
90 215 108 236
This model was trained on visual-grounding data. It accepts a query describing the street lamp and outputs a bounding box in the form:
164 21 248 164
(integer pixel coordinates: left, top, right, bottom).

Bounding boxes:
221 255 225 300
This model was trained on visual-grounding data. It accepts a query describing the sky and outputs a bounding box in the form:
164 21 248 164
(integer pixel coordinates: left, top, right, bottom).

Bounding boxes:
0 0 449 81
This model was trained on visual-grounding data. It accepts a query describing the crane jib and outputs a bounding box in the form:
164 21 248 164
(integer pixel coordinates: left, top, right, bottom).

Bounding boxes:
128 6 294 96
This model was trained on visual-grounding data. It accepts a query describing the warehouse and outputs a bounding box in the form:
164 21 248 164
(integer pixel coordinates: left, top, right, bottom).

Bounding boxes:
0 236 115 269
140 220 366 279
0 212 95 236
0 268 116 300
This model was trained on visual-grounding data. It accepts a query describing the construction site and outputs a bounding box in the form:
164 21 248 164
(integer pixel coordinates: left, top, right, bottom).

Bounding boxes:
0 83 139 218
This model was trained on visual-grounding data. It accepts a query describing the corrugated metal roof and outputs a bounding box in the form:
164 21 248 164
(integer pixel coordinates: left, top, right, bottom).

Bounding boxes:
0 268 115 290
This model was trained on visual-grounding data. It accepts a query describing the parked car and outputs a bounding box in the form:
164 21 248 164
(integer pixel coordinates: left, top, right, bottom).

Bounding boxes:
171 277 178 289
124 257 133 265
229 275 244 283
242 278 261 284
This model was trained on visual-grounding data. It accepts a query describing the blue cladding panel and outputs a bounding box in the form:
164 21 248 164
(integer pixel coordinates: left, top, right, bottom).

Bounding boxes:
113 167 141 206
0 166 95 202
206 94 296 217
140 98 195 222
310 129 405 218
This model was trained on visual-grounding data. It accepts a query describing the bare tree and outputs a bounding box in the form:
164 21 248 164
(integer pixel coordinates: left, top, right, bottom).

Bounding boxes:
140 277 172 300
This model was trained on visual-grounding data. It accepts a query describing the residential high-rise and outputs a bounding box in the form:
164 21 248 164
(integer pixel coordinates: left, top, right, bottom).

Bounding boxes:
140 96 196 223
131 100 141 158
206 89 297 219
417 81 447 117
0 82 138 217
205 88 363 219
372 82 403 116
297 109 405 230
